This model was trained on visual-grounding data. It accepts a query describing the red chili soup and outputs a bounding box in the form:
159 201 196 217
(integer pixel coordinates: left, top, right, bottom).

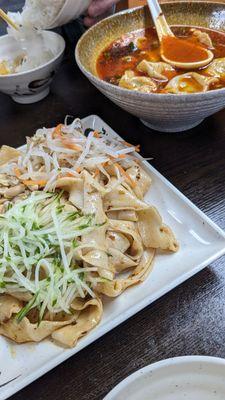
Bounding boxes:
96 26 225 94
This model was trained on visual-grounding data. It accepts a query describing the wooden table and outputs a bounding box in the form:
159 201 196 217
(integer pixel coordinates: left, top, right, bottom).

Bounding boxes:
1 2 225 400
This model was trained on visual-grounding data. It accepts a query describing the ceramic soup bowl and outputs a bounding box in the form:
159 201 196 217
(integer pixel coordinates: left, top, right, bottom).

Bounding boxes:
76 2 225 133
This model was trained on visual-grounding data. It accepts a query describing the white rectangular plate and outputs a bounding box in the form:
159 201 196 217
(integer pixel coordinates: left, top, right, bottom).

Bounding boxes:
1 115 225 400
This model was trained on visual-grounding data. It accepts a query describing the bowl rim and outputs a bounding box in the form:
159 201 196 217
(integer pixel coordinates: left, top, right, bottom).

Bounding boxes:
103 355 225 400
0 30 65 79
75 1 225 100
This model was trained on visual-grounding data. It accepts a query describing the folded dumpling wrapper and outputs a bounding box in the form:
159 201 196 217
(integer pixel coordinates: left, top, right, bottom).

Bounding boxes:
165 72 218 94
205 58 225 78
119 70 157 93
190 29 214 49
137 60 175 81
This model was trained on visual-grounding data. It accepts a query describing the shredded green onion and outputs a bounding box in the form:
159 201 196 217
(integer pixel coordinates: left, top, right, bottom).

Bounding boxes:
0 191 100 322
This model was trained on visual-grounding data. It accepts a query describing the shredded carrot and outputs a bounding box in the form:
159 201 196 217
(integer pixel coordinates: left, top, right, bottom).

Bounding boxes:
76 167 82 173
65 172 76 178
109 155 116 160
109 154 127 160
93 168 100 178
93 131 100 138
23 179 47 187
115 163 137 188
61 139 82 152
122 140 133 147
122 140 140 152
52 124 63 139
65 143 82 151
14 167 22 178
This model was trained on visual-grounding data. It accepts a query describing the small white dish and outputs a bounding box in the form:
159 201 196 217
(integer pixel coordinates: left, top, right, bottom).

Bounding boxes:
0 31 65 104
49 0 92 28
0 115 225 400
104 356 225 400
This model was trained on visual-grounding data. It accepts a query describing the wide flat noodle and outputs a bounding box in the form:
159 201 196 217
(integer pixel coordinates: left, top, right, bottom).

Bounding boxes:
126 165 152 199
0 295 76 343
108 219 144 261
108 247 137 272
137 207 179 252
106 230 137 272
97 248 155 297
106 231 130 253
0 295 102 347
0 145 20 166
0 119 180 349
77 174 113 279
56 177 84 209
52 297 103 348
0 295 22 323
106 210 138 221
8 291 32 302
104 181 148 212
81 249 109 269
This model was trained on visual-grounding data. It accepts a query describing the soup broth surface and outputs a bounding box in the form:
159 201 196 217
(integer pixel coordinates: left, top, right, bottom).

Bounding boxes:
97 26 225 94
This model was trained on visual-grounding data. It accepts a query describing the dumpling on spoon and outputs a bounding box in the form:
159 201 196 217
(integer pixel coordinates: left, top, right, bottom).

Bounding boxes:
119 70 157 93
137 60 175 81
205 58 225 79
165 72 218 94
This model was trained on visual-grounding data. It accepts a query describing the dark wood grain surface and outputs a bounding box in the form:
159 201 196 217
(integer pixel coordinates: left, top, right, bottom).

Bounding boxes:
1 2 225 400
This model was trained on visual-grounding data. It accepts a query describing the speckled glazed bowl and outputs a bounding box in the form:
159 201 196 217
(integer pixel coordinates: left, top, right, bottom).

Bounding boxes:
76 2 225 133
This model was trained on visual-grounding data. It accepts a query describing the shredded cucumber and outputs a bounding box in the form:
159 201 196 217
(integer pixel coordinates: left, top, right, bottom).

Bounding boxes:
0 191 100 321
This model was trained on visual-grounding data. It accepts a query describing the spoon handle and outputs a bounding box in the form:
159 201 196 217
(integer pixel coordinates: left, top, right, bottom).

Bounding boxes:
147 0 162 20
146 0 174 41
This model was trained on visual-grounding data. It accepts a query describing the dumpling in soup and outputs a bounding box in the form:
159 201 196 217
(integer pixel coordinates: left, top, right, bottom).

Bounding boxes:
190 29 214 49
137 60 175 81
205 58 225 79
165 72 217 94
119 70 157 93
